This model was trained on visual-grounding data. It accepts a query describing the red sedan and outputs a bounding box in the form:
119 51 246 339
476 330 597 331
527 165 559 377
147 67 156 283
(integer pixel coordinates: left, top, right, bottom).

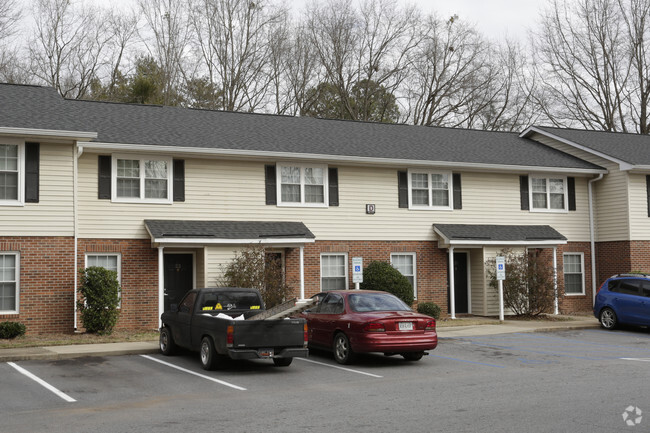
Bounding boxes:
301 290 437 364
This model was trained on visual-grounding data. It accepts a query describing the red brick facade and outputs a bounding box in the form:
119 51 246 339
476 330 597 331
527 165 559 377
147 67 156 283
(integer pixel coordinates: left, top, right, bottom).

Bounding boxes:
0 237 604 335
595 240 650 287
77 239 159 332
0 237 75 334
285 240 450 313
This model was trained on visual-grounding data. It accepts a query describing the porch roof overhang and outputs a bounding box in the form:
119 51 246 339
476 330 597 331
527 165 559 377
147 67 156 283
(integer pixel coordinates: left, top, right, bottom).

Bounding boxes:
144 220 316 248
433 224 568 248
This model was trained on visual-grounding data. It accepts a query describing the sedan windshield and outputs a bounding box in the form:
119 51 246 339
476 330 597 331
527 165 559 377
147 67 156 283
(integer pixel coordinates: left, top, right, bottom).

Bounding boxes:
348 293 411 312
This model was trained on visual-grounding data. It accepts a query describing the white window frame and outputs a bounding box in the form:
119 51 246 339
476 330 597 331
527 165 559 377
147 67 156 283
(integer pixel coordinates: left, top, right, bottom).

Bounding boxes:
0 141 24 207
276 163 329 207
563 252 585 296
407 169 452 210
529 175 568 213
111 154 173 204
0 252 20 314
320 253 348 291
391 252 417 299
85 253 122 306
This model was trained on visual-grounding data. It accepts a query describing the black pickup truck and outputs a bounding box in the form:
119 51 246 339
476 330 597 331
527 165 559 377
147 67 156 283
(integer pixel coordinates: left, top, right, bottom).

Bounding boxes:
159 287 308 370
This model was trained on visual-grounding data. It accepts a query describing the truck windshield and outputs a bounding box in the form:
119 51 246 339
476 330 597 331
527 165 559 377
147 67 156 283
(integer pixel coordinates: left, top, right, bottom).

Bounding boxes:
199 291 262 311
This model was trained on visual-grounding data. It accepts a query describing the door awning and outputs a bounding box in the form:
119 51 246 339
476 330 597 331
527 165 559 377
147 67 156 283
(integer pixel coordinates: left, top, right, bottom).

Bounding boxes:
145 220 316 247
433 224 567 248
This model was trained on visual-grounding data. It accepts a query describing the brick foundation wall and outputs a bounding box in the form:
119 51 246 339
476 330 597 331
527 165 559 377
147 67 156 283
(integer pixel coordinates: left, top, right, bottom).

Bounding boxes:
595 239 650 284
596 241 631 285
285 240 450 314
557 242 593 314
0 237 75 334
78 239 159 331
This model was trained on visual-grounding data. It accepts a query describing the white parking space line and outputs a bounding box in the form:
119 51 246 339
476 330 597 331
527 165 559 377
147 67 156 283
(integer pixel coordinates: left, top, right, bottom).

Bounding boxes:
296 358 383 378
621 358 650 362
7 362 76 403
140 355 247 391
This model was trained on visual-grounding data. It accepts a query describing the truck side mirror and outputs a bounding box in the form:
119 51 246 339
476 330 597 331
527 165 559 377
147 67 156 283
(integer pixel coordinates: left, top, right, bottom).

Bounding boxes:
170 304 179 313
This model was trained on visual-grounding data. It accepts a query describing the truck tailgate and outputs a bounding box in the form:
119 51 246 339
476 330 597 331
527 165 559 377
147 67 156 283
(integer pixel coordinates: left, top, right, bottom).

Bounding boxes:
232 319 305 348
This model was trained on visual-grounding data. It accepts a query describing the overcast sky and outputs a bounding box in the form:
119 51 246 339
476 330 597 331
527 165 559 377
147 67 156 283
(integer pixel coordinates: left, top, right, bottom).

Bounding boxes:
73 0 546 43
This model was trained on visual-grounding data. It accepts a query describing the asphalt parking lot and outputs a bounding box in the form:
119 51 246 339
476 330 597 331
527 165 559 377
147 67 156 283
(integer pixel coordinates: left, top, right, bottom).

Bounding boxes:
2 328 649 433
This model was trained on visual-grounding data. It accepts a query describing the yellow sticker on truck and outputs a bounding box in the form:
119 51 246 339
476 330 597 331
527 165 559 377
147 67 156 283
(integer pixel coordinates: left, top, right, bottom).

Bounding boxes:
250 306 260 310
215 303 223 310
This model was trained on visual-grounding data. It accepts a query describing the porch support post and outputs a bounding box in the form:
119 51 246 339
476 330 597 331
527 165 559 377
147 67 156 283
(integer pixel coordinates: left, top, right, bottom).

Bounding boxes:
158 246 164 328
299 246 305 300
553 246 559 315
449 246 456 319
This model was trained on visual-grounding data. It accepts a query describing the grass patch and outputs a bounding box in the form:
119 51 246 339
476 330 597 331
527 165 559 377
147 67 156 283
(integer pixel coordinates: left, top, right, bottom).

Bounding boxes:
0 329 159 349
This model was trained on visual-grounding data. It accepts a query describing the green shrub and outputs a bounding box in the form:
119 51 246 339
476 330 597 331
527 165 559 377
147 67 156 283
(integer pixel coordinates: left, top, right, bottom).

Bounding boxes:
417 302 441 319
0 321 26 339
360 260 414 306
77 266 121 335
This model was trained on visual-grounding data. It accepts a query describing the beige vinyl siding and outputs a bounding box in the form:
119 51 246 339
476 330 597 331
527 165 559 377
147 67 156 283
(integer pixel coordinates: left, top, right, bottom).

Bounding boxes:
483 246 523 316
204 246 243 287
0 141 74 236
529 132 630 242
470 249 486 315
77 153 594 242
628 173 650 239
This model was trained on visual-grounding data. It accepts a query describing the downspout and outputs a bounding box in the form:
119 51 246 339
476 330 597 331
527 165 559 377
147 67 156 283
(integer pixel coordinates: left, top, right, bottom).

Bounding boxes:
588 174 604 306
73 144 83 330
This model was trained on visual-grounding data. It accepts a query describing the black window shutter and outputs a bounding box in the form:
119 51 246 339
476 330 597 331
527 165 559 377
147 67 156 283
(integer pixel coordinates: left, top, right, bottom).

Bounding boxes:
24 142 39 203
452 173 462 210
567 177 576 211
398 171 408 208
173 159 185 202
328 167 339 206
98 155 111 199
519 175 529 210
265 164 277 205
647 176 650 217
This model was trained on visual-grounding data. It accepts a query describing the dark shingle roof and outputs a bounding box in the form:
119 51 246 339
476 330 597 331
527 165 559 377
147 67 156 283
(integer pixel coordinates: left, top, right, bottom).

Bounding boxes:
144 220 315 240
532 126 650 165
433 224 567 242
0 83 603 171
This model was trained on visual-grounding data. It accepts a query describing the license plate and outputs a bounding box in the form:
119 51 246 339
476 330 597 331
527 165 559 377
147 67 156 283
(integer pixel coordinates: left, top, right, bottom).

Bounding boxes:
258 349 274 358
398 322 414 331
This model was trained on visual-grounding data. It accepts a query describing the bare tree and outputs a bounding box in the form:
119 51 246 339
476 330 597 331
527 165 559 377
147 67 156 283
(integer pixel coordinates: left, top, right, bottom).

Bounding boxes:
138 0 191 106
533 0 631 131
189 0 288 112
465 39 539 131
0 0 23 83
404 14 496 127
619 0 650 133
303 0 419 121
28 0 113 99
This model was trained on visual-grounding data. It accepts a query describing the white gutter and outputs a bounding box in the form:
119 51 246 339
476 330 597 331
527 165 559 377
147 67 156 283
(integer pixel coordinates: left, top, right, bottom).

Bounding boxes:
520 126 629 168
78 141 607 176
73 144 84 330
588 173 604 306
150 237 316 246
0 127 97 141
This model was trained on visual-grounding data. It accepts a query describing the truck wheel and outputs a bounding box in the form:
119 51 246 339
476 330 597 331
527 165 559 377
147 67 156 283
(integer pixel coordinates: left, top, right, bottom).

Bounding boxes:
273 357 293 367
333 333 356 365
159 327 176 356
200 336 217 370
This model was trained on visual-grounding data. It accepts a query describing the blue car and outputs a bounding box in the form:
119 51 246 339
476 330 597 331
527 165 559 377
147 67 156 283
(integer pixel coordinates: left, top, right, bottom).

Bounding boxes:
594 274 650 329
